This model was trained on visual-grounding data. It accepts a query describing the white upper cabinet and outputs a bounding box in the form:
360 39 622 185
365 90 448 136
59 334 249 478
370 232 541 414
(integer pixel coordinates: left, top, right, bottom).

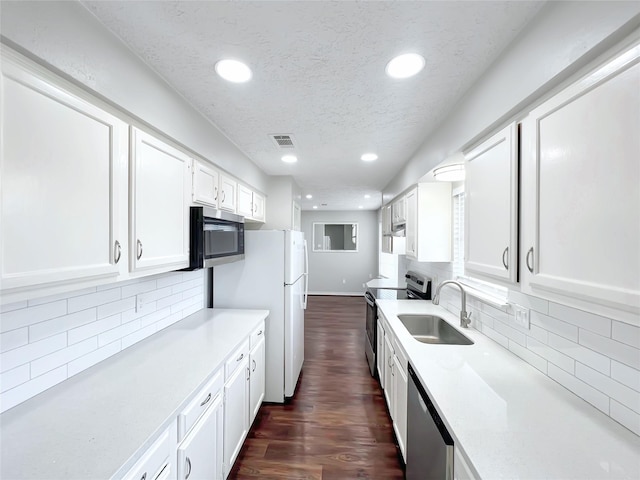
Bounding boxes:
0 51 128 299
219 174 237 213
464 123 518 284
237 184 266 222
391 196 406 229
521 43 640 320
192 160 220 207
405 183 452 262
130 127 191 274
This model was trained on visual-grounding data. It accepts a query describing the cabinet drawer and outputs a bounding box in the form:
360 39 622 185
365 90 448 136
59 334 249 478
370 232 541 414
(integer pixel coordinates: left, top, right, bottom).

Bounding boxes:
177 369 223 442
225 338 250 379
122 429 171 480
250 321 265 348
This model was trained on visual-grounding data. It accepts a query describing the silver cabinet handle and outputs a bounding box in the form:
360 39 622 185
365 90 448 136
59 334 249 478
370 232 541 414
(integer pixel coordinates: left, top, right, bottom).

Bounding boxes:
246 366 250 381
185 456 192 480
252 359 256 372
221 191 226 202
114 240 122 264
526 247 534 273
214 186 218 201
140 473 146 480
502 246 509 270
137 239 143 260
200 392 211 407
257 330 263 336
236 353 244 362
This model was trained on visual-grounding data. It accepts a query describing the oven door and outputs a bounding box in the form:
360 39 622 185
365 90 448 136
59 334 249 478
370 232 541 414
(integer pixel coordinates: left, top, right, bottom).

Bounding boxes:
364 291 377 377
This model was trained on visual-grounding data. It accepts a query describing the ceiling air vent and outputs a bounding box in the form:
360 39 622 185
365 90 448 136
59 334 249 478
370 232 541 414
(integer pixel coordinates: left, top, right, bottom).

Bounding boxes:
269 134 296 149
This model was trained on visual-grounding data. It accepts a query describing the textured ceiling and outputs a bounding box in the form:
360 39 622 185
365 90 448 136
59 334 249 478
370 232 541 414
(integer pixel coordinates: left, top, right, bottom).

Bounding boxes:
81 0 544 211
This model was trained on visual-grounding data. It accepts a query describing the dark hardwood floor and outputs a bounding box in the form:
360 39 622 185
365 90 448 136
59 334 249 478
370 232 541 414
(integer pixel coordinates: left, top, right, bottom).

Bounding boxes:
230 295 405 479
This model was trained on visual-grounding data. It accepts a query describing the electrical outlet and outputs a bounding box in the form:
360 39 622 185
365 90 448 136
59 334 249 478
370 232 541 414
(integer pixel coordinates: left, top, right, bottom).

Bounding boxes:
136 294 145 313
512 304 530 329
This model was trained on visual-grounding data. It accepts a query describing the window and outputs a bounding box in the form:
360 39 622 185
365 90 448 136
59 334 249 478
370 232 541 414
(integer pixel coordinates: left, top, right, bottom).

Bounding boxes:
452 190 465 278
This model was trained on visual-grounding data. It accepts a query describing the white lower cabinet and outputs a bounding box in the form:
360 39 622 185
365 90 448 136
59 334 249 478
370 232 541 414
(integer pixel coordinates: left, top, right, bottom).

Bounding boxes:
382 333 394 410
376 321 385 386
177 394 224 480
122 429 172 480
223 356 250 476
392 347 408 461
249 336 266 424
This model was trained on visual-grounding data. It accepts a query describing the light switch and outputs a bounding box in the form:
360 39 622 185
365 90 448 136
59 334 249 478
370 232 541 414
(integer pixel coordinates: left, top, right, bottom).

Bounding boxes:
512 304 530 329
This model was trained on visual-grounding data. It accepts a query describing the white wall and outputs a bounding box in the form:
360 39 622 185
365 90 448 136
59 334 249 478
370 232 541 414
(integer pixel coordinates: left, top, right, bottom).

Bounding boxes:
302 210 378 295
0 0 268 193
383 1 640 201
0 270 205 412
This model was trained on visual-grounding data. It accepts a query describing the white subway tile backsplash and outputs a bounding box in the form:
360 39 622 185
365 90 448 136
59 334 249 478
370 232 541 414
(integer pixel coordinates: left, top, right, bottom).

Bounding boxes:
481 303 511 324
611 362 640 393
548 332 610 375
0 328 28 352
0 365 30 393
97 297 136 320
579 330 640 371
529 325 549 344
98 320 141 348
68 313 121 345
0 300 67 333
508 341 547 374
67 341 121 377
548 302 612 337
576 363 640 414
507 290 549 314
530 311 578 342
68 288 121 314
0 271 204 411
121 279 157 299
27 287 97 307
610 400 640 436
29 308 97 343
1 366 67 413
548 364 610 414
612 321 640 349
1 333 67 373
30 338 97 378
493 319 527 346
481 325 509 349
526 336 575 373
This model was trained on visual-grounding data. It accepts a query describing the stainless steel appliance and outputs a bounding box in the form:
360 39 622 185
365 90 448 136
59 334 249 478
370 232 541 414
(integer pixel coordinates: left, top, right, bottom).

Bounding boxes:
185 206 244 270
407 363 454 480
364 271 432 377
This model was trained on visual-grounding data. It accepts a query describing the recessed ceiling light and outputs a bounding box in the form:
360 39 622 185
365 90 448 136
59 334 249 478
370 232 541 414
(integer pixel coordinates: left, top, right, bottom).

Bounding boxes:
215 59 252 83
281 155 298 164
364 194 371 199
312 205 318 209
385 53 425 79
361 153 378 162
358 206 364 209
306 194 313 199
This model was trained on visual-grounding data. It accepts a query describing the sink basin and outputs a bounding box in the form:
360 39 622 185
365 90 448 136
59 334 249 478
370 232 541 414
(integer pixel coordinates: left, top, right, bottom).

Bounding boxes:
397 314 474 345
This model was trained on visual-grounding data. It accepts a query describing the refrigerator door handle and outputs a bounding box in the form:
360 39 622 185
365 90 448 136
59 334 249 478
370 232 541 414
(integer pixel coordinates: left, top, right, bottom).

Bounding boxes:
302 240 309 310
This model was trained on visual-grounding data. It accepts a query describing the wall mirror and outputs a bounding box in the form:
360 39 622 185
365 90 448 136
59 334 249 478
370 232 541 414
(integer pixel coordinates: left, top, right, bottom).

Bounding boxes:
312 223 358 252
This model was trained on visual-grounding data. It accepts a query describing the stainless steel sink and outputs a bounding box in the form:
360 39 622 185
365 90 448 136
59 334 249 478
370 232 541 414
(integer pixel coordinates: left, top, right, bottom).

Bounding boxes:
397 314 474 345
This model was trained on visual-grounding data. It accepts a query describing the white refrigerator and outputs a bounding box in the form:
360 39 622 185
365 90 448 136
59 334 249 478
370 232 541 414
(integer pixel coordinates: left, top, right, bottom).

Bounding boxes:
213 230 308 402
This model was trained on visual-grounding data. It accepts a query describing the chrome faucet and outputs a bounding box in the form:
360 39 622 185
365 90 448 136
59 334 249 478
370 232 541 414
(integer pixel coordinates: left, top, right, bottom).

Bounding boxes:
432 280 472 328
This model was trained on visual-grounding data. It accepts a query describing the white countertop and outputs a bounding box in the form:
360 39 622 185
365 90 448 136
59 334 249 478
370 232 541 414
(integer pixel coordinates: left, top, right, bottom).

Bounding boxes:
0 308 269 480
377 300 640 479
366 278 406 289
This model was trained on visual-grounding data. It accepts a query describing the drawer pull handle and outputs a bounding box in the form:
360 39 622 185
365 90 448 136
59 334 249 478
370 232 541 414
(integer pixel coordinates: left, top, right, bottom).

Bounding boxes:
140 473 146 480
185 456 192 479
154 464 168 480
200 392 212 407
236 353 244 362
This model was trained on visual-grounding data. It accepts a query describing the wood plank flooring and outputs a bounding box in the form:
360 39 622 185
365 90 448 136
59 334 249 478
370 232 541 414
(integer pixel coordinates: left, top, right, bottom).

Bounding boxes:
229 295 405 479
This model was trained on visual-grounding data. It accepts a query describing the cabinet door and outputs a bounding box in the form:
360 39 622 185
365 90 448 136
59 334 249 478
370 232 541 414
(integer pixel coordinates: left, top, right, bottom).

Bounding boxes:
123 429 171 480
393 353 408 462
237 184 253 218
465 123 518 283
252 192 265 222
382 205 392 235
192 160 219 207
522 45 640 316
219 174 237 212
249 337 266 424
383 334 394 411
405 189 418 258
223 357 249 474
177 395 223 480
392 197 406 225
1 51 128 294
130 127 190 274
376 321 385 384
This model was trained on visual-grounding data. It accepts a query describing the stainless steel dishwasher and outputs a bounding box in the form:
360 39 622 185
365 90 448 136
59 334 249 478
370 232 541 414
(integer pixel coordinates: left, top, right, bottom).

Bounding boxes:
406 363 454 480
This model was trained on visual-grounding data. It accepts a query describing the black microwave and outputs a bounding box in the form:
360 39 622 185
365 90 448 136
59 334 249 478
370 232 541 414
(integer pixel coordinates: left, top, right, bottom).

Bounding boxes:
185 206 245 270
